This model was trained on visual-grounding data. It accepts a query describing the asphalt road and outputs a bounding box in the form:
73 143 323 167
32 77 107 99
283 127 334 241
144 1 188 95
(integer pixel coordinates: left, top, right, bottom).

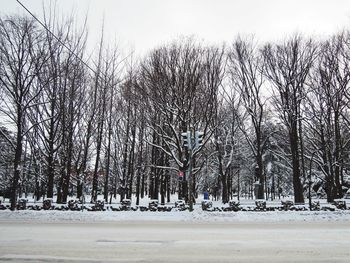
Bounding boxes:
0 220 349 262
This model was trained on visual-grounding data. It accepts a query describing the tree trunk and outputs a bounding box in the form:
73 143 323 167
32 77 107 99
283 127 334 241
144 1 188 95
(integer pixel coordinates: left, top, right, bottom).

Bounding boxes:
120 103 131 202
334 110 343 198
103 88 114 202
126 121 136 200
11 122 23 210
91 121 104 203
256 153 265 199
290 121 304 204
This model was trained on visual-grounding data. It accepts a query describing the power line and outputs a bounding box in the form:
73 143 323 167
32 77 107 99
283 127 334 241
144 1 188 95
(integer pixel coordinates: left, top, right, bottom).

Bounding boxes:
16 0 99 76
16 0 133 88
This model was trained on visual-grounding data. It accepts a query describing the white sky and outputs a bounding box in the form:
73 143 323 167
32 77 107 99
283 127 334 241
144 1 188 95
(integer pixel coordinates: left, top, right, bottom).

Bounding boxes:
1 0 350 56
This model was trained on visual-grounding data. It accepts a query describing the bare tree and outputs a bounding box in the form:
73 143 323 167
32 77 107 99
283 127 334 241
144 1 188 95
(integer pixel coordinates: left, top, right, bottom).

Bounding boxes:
0 16 48 209
228 38 269 199
306 32 350 201
262 36 317 203
30 11 76 199
56 24 87 204
137 39 224 207
102 47 121 203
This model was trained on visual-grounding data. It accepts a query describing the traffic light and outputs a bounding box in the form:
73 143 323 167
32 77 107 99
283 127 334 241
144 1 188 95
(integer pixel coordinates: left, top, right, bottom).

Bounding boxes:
181 131 192 150
178 171 184 181
195 131 204 148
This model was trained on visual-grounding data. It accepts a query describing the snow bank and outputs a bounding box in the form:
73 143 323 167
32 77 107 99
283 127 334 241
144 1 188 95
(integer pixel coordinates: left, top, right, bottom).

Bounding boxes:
1 207 350 223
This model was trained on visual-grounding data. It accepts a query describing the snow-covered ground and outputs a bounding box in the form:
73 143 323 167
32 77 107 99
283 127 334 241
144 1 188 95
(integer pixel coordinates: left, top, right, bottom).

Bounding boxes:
1 207 350 223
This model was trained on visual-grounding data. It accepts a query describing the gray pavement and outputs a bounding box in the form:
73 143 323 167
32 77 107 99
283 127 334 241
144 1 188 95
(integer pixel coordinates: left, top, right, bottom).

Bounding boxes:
0 220 349 262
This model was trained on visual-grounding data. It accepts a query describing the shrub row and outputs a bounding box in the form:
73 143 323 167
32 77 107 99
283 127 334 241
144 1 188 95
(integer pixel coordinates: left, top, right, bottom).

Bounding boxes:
201 200 348 212
0 199 348 212
0 198 190 212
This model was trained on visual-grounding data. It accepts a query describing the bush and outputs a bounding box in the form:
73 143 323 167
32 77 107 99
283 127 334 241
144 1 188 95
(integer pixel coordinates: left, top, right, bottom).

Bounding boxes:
68 199 80 211
16 199 27 210
91 200 105 211
281 200 294 210
43 199 53 210
229 201 240 211
175 200 187 211
149 200 159 211
255 200 266 211
333 199 347 210
311 201 320 211
157 205 171 212
201 200 213 211
120 199 131 211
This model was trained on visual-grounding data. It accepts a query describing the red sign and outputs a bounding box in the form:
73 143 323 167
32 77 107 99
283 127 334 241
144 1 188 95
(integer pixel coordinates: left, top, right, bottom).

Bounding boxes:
178 171 184 177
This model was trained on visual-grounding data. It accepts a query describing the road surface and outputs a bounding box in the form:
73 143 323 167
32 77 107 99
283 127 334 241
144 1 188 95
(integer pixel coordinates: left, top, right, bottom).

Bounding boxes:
0 220 349 262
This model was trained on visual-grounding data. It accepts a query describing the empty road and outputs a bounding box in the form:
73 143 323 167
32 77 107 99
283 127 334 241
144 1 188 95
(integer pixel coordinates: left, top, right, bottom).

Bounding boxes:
0 220 349 262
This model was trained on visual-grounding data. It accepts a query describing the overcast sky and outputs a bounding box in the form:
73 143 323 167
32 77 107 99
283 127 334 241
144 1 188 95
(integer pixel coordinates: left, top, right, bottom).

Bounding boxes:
2 0 350 56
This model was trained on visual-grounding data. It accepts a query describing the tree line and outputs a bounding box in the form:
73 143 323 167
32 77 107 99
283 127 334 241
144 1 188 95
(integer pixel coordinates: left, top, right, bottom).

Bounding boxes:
1 14 350 210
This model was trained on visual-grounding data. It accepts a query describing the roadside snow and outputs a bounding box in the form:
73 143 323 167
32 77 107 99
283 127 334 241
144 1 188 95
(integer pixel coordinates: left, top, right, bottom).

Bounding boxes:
1 208 350 223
